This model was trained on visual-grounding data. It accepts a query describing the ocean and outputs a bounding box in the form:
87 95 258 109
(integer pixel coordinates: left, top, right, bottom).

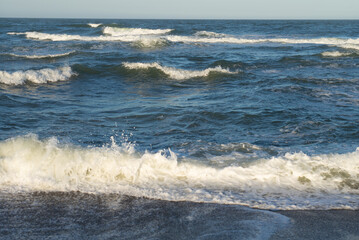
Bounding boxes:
0 19 358 239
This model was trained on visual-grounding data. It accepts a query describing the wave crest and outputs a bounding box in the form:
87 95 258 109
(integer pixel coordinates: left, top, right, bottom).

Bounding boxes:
122 62 238 80
0 66 76 85
7 51 75 59
9 31 359 51
103 27 173 36
88 23 102 28
0 135 358 210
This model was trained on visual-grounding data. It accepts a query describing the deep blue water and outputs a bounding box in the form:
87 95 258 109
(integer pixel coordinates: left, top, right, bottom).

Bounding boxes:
0 19 359 238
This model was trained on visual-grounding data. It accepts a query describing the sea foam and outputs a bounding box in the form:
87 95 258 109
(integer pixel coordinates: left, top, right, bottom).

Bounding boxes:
0 135 358 210
103 27 173 36
8 51 75 59
0 66 75 85
122 62 238 80
321 51 351 57
8 31 359 51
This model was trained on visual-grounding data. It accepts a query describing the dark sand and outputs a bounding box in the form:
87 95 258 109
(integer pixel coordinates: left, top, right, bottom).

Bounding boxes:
0 192 358 239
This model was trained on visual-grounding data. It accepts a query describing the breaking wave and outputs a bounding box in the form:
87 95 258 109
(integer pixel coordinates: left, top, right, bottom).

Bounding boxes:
0 66 76 85
0 135 358 210
103 27 173 36
321 51 352 57
8 31 359 51
7 51 75 59
194 31 228 38
88 23 102 28
122 62 238 80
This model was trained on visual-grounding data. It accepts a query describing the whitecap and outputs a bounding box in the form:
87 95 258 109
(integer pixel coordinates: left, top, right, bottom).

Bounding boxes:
0 66 76 85
8 51 75 59
122 62 238 80
103 27 173 36
88 23 102 28
194 31 228 38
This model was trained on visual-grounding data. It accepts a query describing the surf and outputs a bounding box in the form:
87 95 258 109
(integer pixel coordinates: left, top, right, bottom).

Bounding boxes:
122 62 238 80
0 135 358 210
0 66 76 85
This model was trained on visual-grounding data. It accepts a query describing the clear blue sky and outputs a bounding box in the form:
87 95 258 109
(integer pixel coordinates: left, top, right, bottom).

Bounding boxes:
0 0 358 19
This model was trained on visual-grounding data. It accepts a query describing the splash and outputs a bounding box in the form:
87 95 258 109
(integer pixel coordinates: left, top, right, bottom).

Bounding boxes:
122 62 238 80
0 66 76 85
0 135 358 210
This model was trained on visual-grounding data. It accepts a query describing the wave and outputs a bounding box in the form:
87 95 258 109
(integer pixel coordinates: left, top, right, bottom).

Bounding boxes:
122 62 238 80
0 135 358 210
321 51 352 57
0 66 76 85
7 31 162 43
194 31 228 38
88 23 102 28
103 27 173 36
8 31 359 51
7 51 75 59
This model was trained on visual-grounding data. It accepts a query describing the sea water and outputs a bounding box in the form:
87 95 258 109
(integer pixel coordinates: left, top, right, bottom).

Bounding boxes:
0 19 358 239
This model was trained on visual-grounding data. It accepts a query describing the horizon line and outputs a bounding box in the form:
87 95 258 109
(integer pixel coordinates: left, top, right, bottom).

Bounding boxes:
1 17 359 21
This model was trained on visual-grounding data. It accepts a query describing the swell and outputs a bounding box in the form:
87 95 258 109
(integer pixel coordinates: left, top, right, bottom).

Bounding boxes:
0 135 358 210
0 66 76 85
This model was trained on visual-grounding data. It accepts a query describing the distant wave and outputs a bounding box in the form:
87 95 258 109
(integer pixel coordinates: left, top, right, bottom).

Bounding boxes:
122 62 238 80
7 31 152 42
8 31 359 51
194 31 228 38
88 23 102 28
103 27 173 36
7 51 75 59
0 135 358 210
0 66 76 85
321 51 351 57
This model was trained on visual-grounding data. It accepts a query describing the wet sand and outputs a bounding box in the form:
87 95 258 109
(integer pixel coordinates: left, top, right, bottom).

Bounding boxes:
0 192 358 239
271 210 359 240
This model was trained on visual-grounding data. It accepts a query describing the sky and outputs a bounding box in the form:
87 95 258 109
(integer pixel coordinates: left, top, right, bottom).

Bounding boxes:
0 0 358 19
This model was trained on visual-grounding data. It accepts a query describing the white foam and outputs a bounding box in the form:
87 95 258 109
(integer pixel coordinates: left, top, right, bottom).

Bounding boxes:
122 62 237 80
8 31 158 43
321 51 351 57
88 23 102 28
103 27 173 36
130 38 169 49
9 31 359 51
194 31 228 38
0 135 358 210
166 35 359 46
8 51 75 59
0 66 75 85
